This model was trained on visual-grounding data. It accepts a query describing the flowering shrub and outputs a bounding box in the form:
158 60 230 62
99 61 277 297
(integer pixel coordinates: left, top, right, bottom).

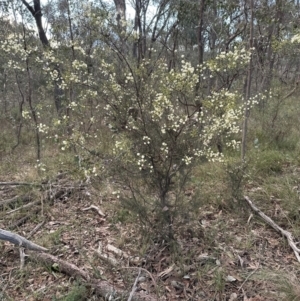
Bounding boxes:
101 51 253 239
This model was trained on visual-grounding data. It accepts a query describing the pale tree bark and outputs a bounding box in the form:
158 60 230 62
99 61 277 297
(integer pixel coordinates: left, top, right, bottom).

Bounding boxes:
113 0 126 26
113 0 127 53
241 0 254 161
197 0 205 66
257 0 283 112
133 0 142 61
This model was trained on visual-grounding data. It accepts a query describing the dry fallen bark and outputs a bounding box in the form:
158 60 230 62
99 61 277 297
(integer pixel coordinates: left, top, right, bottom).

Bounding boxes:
31 252 157 301
95 242 118 266
82 205 106 217
0 229 48 252
244 196 300 262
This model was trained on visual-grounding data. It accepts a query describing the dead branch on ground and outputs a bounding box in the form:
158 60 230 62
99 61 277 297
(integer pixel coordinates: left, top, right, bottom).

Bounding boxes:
244 196 300 262
0 229 47 252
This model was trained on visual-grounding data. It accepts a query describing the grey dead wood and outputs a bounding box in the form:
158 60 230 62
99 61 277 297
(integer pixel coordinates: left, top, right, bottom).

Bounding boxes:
244 196 300 262
0 229 47 252
127 268 142 301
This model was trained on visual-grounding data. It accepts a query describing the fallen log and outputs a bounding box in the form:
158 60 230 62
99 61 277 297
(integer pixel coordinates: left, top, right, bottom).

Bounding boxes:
0 228 47 252
244 196 300 262
32 252 90 280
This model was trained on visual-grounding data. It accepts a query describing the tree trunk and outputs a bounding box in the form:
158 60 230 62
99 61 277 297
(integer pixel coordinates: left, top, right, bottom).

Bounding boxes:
21 0 65 117
113 0 126 26
197 0 205 66
20 0 49 47
241 0 254 161
113 0 127 52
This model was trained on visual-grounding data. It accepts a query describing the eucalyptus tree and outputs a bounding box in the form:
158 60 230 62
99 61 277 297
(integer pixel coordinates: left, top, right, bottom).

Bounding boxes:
20 0 66 116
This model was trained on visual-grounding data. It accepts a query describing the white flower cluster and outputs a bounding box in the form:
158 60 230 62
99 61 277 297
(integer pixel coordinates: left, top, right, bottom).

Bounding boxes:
61 140 68 151
151 93 172 121
169 60 198 90
38 123 49 134
143 136 151 145
136 152 153 172
112 190 120 199
35 160 46 172
160 142 169 159
291 34 300 43
137 152 147 170
115 140 124 151
109 56 251 172
51 70 59 81
22 110 31 120
124 73 134 83
72 60 87 70
206 47 252 72
182 155 192 165
69 101 78 109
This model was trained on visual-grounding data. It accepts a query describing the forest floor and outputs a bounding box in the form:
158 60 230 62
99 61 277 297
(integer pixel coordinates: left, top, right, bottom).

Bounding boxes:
1 149 300 301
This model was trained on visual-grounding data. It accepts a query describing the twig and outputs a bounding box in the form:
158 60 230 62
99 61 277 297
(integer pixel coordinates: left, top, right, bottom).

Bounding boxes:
238 265 260 291
119 266 158 300
127 268 141 301
20 247 26 269
244 196 300 262
27 220 46 239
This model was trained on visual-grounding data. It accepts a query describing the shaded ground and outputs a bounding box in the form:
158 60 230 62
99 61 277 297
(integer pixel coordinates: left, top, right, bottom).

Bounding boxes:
0 165 300 301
